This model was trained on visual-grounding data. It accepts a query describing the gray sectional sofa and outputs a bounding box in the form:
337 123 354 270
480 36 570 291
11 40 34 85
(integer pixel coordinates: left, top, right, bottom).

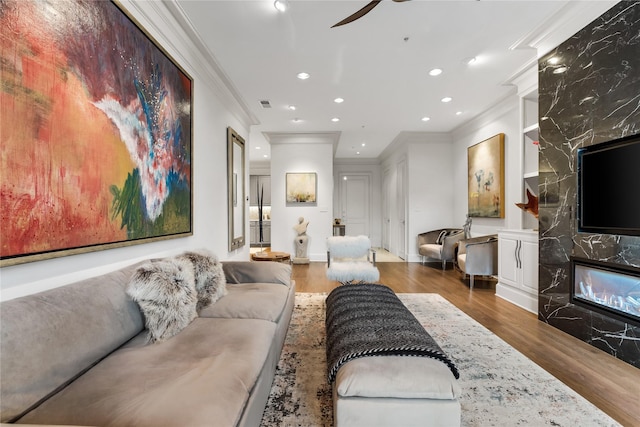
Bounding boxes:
0 259 295 427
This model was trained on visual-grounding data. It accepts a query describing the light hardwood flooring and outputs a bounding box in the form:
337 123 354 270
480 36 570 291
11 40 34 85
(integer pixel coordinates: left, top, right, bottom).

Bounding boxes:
292 261 640 427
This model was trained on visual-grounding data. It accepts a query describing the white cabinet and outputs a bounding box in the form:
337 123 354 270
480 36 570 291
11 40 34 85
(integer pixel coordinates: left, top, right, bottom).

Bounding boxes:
250 175 271 206
496 229 538 314
249 221 270 246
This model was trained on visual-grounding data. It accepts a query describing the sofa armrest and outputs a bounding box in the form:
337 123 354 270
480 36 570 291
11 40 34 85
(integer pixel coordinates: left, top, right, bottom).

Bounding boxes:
459 236 498 276
222 261 292 286
441 231 465 260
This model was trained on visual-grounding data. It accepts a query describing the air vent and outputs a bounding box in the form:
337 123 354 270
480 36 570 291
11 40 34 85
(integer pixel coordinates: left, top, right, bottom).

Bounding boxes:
259 100 272 109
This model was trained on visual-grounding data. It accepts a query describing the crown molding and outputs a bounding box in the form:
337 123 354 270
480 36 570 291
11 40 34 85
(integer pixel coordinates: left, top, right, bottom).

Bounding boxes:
510 1 618 58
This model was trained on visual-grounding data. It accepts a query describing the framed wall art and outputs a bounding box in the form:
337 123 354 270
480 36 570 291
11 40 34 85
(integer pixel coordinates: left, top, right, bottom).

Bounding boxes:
286 173 317 205
467 133 505 218
0 1 193 266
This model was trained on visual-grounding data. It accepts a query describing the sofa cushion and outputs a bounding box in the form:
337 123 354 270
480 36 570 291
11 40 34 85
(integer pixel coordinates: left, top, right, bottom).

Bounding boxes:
335 356 461 400
436 230 448 245
419 243 442 259
0 263 145 423
18 318 277 427
457 254 467 271
126 258 198 343
199 283 291 323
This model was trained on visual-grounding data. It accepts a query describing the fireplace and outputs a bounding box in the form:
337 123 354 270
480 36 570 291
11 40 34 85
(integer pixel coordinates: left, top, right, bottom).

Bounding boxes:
571 258 640 324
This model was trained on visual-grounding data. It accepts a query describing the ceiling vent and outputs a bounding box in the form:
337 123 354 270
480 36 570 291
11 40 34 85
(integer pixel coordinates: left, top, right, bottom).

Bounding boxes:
259 100 272 109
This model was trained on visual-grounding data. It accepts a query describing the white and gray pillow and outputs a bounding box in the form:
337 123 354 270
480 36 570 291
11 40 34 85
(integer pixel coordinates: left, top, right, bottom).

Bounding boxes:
126 249 226 343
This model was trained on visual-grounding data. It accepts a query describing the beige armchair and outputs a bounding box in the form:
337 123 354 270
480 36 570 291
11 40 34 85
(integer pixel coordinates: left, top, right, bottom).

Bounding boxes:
456 234 498 289
417 228 464 270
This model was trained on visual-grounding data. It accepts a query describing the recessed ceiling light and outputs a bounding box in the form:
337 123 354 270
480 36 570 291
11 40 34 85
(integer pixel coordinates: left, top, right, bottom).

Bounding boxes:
356 152 360 155
297 72 310 80
464 56 477 65
263 154 268 158
273 0 288 12
421 117 430 122
553 66 567 74
441 97 452 103
361 143 366 147
331 117 340 122
292 118 301 122
456 111 462 115
334 97 344 103
288 105 296 111
429 68 442 76
255 146 261 150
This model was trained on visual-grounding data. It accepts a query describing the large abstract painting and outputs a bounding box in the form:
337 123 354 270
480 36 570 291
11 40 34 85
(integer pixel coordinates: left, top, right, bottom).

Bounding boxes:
467 133 505 218
1 1 193 266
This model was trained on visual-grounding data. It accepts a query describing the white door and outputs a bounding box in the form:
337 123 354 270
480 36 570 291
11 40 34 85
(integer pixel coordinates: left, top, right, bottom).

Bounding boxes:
382 169 391 251
341 174 370 237
396 160 407 260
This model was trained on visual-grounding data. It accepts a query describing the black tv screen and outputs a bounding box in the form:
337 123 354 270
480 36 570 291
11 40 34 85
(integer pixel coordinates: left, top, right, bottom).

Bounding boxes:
577 134 640 236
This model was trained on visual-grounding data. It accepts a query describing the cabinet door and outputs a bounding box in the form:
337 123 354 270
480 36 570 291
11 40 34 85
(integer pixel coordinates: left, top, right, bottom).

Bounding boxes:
249 222 260 245
259 176 271 205
520 239 539 293
263 224 271 244
249 176 258 206
498 235 519 286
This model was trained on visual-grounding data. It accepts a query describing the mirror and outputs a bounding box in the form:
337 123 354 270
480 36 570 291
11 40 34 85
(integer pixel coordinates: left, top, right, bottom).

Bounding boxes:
227 127 245 251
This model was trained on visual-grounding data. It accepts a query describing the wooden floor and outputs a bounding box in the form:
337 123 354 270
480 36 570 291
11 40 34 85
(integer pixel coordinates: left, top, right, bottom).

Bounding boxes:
293 261 640 427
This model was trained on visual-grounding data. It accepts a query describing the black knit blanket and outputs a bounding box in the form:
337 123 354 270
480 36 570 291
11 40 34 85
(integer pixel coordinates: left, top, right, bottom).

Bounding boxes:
325 284 459 383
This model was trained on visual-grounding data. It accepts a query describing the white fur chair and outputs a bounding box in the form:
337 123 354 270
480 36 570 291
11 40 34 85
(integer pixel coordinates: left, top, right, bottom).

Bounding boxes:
326 235 380 284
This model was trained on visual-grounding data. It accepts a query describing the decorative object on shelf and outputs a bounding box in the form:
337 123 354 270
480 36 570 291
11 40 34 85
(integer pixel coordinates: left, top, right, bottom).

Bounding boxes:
467 133 505 218
293 217 310 264
331 0 412 28
286 172 317 205
516 189 539 219
1 0 193 267
334 218 342 225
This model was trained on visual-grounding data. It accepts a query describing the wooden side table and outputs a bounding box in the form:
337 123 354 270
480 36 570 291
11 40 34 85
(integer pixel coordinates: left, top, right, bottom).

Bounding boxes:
251 251 291 263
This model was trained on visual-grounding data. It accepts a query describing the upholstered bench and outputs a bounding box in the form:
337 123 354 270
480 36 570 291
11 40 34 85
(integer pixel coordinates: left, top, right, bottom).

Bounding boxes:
326 284 461 427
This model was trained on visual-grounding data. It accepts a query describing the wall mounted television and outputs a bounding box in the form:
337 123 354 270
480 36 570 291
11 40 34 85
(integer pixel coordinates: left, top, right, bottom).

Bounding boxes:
577 133 640 236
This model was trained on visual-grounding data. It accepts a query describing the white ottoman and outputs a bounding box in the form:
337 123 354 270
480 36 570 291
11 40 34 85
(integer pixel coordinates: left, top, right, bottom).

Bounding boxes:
333 355 461 427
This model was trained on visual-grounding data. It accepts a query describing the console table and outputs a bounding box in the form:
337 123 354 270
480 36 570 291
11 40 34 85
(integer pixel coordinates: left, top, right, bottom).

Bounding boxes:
251 251 291 263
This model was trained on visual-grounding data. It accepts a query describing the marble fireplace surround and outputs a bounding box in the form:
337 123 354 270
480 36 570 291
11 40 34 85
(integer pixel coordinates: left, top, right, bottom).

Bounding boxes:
538 1 640 368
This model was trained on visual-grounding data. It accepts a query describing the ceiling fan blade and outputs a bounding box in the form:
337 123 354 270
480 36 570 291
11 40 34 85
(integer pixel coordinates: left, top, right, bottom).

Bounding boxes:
331 1 382 28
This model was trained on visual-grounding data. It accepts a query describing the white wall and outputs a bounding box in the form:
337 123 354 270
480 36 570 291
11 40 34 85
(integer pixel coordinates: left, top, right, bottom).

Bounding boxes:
270 141 334 262
451 95 522 237
1 1 252 300
406 134 454 261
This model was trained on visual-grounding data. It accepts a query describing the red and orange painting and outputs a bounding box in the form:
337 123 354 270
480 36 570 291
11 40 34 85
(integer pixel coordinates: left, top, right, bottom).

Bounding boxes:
1 0 192 266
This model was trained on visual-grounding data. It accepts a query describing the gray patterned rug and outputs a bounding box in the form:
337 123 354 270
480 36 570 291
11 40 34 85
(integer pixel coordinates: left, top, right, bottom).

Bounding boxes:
260 293 620 427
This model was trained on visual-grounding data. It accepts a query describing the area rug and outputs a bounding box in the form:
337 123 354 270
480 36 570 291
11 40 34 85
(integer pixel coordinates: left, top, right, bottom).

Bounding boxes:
260 293 620 427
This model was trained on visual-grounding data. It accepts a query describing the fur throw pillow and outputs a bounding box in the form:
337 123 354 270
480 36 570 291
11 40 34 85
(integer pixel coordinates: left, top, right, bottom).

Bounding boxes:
126 258 198 343
176 249 227 312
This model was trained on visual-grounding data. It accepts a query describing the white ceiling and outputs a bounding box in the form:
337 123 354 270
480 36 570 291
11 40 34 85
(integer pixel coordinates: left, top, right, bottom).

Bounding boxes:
175 0 616 162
